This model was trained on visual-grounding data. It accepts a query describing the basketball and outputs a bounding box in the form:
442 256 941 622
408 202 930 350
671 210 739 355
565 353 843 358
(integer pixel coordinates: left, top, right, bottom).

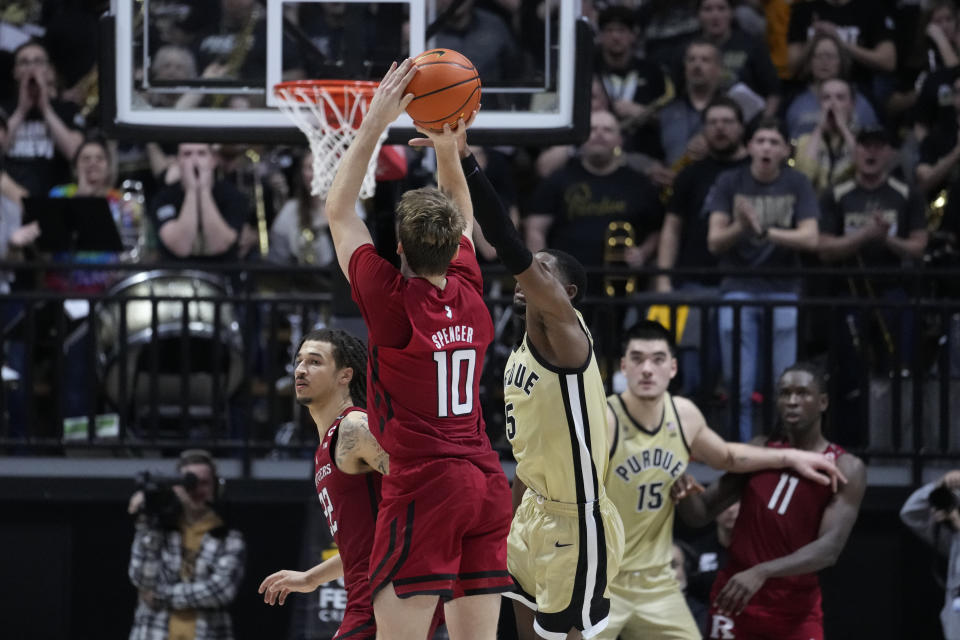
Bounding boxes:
404 48 481 133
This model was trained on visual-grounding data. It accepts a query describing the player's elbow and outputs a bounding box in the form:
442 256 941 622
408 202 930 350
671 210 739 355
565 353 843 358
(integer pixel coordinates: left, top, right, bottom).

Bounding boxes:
819 538 845 568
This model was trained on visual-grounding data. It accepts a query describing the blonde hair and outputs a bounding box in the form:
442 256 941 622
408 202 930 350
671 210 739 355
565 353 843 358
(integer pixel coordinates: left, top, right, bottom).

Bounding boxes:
396 187 465 276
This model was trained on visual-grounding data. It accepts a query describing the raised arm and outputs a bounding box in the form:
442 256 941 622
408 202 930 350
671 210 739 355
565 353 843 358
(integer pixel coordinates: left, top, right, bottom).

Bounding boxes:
713 454 866 617
327 59 417 279
430 122 474 240
459 148 587 367
901 471 960 556
655 213 683 292
681 397 844 490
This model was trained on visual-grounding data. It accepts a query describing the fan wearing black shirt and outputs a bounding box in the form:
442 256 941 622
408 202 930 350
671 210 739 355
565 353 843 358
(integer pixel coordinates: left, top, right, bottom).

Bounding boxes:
656 96 748 397
657 95 749 293
787 0 896 97
595 6 674 158
819 127 928 439
917 75 960 199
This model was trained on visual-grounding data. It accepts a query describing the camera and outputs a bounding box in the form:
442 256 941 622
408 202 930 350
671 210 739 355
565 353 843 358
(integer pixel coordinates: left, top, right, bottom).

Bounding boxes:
135 470 198 528
930 485 958 512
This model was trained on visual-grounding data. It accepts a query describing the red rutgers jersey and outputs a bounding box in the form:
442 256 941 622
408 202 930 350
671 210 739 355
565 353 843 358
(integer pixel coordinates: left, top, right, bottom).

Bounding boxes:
348 237 498 470
713 440 847 615
315 408 380 638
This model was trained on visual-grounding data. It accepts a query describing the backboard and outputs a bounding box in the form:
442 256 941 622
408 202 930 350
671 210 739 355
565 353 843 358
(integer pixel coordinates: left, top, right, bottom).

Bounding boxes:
102 0 593 145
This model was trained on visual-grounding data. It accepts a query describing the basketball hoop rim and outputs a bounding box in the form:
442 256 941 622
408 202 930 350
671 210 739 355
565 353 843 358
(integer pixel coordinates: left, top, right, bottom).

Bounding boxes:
273 79 379 103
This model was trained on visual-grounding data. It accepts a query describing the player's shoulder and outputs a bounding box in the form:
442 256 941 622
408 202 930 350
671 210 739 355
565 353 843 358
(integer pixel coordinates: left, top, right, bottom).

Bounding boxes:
341 409 369 430
671 394 707 428
833 445 865 477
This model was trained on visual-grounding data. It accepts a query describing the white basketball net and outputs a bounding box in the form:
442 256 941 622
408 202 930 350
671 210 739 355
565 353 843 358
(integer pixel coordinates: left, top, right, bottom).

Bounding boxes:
275 83 385 199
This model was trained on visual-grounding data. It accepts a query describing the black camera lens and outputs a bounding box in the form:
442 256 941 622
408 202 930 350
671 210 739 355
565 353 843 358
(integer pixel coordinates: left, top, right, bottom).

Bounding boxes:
930 485 958 511
182 471 199 491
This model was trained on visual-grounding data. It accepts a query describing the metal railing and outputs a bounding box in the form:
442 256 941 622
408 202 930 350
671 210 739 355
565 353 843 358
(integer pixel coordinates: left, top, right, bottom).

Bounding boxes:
1 261 958 483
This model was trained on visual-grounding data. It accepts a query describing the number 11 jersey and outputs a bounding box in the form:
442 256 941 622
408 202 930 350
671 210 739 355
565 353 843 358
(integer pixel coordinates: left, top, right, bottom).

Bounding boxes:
716 439 847 614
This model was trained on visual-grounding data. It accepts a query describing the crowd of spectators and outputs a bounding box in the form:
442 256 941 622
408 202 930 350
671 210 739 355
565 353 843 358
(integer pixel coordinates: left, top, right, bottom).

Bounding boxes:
1 0 959 448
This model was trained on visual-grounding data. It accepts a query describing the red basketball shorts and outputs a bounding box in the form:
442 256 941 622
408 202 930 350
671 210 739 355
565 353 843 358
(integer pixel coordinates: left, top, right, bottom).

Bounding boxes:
369 456 513 600
707 605 823 640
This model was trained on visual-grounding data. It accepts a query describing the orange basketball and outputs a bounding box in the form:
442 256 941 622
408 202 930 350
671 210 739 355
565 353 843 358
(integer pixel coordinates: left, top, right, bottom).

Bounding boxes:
405 49 481 133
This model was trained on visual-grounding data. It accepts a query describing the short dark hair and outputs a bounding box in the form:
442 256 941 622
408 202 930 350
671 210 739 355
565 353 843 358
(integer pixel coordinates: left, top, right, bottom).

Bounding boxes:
542 249 587 305
598 6 637 30
621 320 677 357
779 361 828 394
684 38 721 61
11 39 48 65
298 328 368 406
747 115 789 144
702 95 744 125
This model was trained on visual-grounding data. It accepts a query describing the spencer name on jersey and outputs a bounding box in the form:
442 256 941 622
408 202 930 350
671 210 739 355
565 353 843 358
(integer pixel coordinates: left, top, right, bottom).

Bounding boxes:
612 446 685 483
503 359 540 396
431 324 476 350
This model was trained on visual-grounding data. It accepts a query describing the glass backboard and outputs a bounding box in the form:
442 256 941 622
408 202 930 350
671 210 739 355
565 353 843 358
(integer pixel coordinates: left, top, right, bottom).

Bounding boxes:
102 0 592 145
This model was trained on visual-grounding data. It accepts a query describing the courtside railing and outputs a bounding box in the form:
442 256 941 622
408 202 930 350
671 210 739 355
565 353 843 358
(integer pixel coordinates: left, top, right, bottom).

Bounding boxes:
1 261 957 483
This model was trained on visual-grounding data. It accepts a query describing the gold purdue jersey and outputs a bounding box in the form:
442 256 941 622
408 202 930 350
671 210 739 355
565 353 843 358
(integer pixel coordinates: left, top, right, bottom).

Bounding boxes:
606 392 690 572
503 316 610 505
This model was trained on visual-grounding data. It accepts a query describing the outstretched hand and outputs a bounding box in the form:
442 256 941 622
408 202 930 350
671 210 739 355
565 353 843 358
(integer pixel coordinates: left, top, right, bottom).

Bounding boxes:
408 109 480 157
365 59 418 130
787 449 847 493
258 569 316 606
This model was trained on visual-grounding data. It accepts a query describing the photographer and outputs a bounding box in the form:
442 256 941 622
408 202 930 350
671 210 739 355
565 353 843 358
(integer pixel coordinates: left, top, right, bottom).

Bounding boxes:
900 470 960 640
127 449 245 640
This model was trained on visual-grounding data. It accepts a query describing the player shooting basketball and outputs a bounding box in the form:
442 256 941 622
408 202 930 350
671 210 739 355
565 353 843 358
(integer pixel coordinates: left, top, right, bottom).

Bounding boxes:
323 58 514 640
425 102 625 639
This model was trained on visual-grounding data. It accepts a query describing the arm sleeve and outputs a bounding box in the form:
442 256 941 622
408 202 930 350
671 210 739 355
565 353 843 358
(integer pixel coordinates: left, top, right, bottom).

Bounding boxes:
819 190 841 235
792 172 821 222
213 183 252 234
128 522 165 590
667 166 692 216
154 530 246 610
147 186 183 233
900 482 952 556
704 169 735 215
461 154 533 274
906 191 928 232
